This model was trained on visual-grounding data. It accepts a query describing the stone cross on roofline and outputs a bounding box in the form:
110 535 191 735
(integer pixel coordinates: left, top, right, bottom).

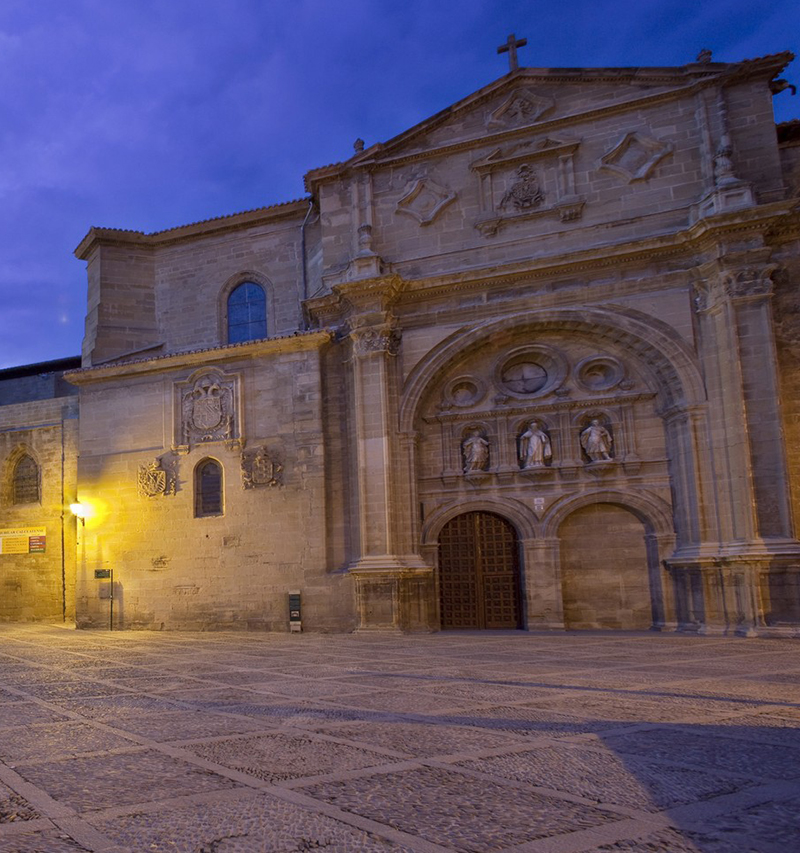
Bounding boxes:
498 33 527 72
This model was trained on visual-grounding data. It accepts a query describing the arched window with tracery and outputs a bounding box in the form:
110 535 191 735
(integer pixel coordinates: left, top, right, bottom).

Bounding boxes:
227 282 267 344
195 459 223 517
13 455 40 504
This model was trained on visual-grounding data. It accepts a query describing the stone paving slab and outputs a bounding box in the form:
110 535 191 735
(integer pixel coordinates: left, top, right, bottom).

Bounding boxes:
301 765 625 850
0 624 798 852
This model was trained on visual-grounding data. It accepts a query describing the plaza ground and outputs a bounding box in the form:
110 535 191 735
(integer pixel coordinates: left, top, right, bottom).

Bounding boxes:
0 625 798 852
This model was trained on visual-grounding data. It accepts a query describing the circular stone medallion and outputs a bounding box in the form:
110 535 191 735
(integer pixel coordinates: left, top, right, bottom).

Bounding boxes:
501 361 548 394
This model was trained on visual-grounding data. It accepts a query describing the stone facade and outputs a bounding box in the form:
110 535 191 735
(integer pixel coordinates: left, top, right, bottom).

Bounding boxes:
4 53 800 634
0 358 80 621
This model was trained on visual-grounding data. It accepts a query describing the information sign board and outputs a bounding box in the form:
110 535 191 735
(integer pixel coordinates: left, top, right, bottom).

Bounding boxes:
0 527 46 555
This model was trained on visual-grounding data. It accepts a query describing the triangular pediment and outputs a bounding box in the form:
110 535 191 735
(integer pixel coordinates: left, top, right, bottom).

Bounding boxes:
304 54 791 190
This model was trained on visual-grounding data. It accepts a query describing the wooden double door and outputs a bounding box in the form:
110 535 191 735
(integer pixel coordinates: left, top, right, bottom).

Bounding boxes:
438 511 522 629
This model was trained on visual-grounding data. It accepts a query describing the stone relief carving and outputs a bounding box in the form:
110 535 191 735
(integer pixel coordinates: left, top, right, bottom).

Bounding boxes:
462 429 490 473
519 420 552 469
599 131 673 182
137 455 178 498
181 373 235 445
240 445 282 489
580 418 614 462
395 178 457 226
472 136 584 235
500 165 545 211
487 89 555 128
350 325 401 356
174 369 240 451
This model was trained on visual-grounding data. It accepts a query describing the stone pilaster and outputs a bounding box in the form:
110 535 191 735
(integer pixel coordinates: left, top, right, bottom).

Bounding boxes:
338 277 434 631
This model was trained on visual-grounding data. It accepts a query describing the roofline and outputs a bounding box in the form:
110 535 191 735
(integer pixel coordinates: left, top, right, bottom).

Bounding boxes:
304 52 794 192
64 331 332 385
0 356 82 380
75 197 311 260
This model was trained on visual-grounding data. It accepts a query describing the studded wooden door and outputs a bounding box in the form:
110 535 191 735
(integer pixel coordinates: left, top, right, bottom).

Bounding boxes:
438 512 521 629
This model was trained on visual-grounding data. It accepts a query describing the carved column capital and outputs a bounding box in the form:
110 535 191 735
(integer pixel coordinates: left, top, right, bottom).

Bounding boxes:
694 265 777 313
350 323 401 357
722 265 777 302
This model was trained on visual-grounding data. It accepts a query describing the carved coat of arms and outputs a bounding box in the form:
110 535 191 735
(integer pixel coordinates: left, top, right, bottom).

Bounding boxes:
181 374 235 446
137 456 177 498
241 446 282 489
500 164 544 211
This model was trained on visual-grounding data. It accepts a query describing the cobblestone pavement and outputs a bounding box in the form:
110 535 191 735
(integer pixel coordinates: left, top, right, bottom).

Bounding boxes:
0 626 798 852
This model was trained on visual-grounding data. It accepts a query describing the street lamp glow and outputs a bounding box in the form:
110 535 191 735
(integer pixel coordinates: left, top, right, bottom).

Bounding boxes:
70 502 89 519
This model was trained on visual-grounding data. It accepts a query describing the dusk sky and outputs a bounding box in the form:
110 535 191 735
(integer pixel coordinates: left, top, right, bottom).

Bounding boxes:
1 0 798 369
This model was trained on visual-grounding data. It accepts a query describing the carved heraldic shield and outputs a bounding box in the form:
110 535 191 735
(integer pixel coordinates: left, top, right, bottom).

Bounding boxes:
180 372 236 446
241 445 282 489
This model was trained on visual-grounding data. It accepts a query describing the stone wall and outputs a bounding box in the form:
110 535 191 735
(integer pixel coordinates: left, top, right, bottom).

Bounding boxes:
0 397 78 621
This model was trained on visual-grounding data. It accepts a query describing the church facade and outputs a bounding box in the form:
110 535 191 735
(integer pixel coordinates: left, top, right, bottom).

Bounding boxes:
4 52 800 635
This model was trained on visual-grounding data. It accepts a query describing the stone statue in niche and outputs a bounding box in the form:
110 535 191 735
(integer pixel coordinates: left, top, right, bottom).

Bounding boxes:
500 164 544 211
241 445 282 489
519 420 552 469
462 430 490 473
580 419 613 462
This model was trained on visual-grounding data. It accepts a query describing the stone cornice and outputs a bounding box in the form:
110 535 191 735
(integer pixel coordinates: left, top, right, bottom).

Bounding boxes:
74 199 310 260
303 201 796 325
385 200 797 304
64 331 332 385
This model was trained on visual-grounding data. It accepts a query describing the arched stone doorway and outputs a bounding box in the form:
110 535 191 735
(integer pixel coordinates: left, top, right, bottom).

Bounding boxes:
438 512 522 629
558 503 652 630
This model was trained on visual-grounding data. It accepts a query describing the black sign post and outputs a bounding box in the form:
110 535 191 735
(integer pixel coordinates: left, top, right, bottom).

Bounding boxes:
94 568 114 630
289 590 302 633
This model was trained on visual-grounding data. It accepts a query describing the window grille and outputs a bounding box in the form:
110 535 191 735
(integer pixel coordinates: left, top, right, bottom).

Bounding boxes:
12 455 40 504
195 459 223 517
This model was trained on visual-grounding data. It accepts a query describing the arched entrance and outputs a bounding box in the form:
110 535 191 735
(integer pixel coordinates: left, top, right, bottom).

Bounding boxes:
558 503 652 630
438 512 522 629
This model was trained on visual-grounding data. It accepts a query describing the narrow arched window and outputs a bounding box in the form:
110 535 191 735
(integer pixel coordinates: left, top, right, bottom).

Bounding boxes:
13 455 40 504
227 282 266 344
195 459 223 517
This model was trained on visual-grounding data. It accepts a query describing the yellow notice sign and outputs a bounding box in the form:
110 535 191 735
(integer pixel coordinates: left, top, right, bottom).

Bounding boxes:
0 527 46 555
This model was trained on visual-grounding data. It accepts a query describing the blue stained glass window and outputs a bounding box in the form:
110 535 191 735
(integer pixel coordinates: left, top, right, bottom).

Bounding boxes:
227 282 266 343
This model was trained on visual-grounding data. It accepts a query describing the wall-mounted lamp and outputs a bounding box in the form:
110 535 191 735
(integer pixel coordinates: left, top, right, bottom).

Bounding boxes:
70 503 88 525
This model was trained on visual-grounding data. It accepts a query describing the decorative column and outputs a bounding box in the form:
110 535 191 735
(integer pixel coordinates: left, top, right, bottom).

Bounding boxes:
341 278 435 632
671 253 800 634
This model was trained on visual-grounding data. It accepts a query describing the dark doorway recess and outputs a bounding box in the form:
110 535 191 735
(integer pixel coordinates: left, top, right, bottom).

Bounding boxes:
438 511 522 629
